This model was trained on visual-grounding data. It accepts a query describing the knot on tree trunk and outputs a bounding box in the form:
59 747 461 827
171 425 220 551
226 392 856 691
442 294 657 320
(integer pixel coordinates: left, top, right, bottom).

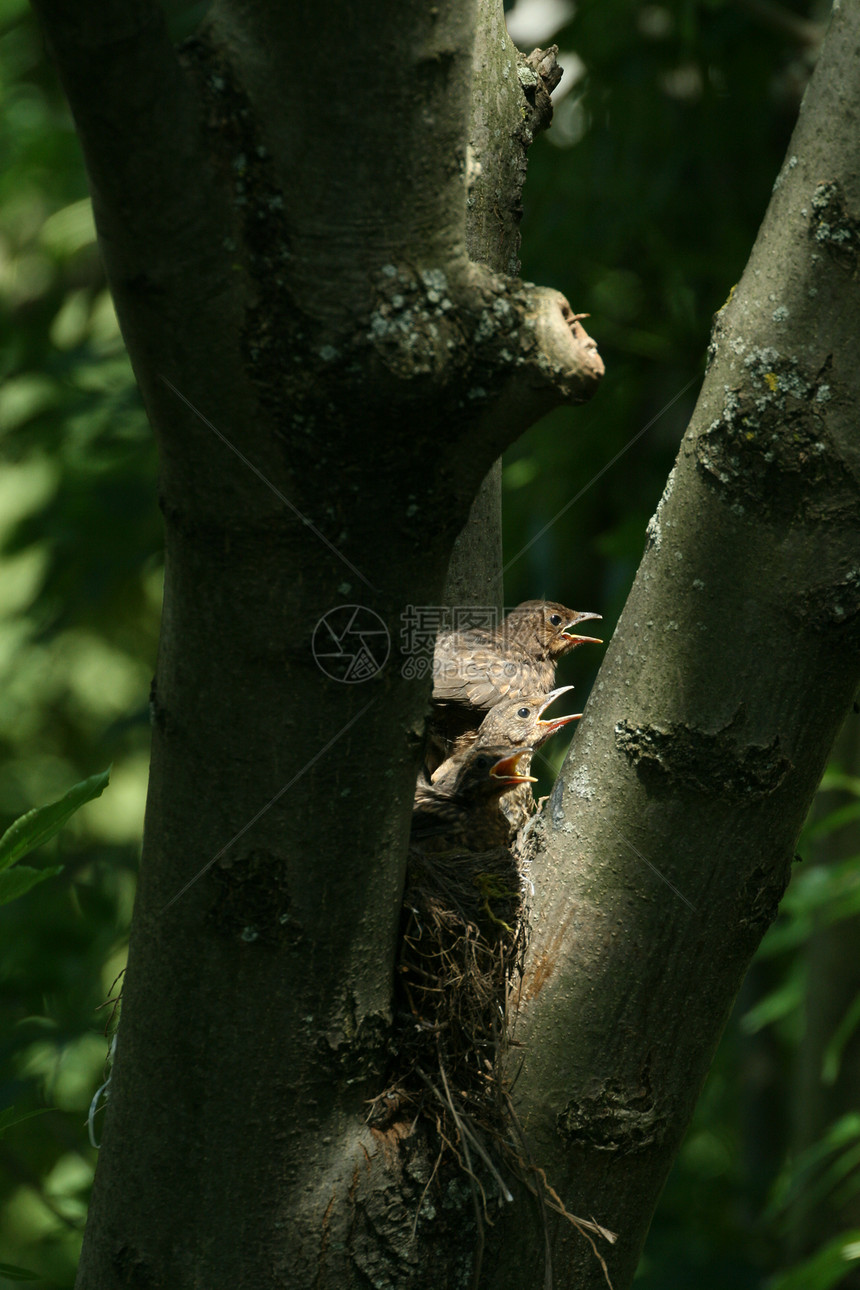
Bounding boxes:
517 45 563 140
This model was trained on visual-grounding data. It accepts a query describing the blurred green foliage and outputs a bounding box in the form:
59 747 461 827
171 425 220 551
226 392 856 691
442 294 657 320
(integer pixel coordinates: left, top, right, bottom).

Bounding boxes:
0 768 110 906
1 1 157 1280
1 0 858 1286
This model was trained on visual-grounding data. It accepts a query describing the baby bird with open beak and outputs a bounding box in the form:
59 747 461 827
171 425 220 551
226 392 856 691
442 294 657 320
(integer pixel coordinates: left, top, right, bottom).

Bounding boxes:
412 745 537 853
430 687 581 832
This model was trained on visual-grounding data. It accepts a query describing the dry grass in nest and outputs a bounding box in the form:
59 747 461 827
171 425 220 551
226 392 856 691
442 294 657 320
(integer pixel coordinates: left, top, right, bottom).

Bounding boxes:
368 838 617 1289
367 840 523 1129
397 843 525 1107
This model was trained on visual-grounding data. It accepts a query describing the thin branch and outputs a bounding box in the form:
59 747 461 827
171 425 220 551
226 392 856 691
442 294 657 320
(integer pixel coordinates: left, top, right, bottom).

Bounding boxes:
735 0 824 50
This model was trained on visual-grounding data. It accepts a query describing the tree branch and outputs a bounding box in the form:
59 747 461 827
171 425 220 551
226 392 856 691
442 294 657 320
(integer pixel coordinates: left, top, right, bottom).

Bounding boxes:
204 0 479 320
491 4 860 1286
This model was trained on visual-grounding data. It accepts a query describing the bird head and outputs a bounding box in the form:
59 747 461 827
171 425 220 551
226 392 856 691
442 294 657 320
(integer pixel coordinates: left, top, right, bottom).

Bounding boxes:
531 686 583 743
503 600 602 659
488 748 538 787
451 745 538 802
475 686 581 749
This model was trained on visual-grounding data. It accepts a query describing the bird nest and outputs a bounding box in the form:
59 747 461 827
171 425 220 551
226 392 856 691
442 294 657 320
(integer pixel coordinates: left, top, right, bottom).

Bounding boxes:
368 837 523 1130
396 842 526 1119
368 837 615 1287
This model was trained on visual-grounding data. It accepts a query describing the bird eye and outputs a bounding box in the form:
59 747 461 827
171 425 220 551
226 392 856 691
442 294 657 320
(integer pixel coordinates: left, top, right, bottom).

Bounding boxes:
549 613 562 626
517 707 530 718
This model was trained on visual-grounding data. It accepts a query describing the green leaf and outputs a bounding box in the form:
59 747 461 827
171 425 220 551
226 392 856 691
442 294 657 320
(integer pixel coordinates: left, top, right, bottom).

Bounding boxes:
0 1106 50 1138
0 1264 40 1281
806 802 860 841
817 770 860 797
767 1116 860 1220
767 1229 860 1290
741 961 806 1034
757 856 860 958
0 865 63 907
823 994 860 1086
0 769 110 873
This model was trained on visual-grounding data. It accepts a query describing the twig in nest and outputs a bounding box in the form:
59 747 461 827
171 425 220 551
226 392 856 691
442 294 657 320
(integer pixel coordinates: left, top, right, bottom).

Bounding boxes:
437 1058 513 1206
503 1091 617 1290
410 1141 445 1242
417 1066 489 1287
389 830 615 1287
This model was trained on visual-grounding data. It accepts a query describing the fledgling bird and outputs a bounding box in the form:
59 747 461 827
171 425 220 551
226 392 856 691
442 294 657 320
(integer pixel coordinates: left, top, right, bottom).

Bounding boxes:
412 745 536 853
431 686 581 782
428 600 601 769
429 687 582 834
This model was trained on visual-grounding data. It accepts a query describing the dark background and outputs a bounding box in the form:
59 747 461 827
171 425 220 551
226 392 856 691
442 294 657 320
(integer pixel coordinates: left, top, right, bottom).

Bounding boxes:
2 1 858 1285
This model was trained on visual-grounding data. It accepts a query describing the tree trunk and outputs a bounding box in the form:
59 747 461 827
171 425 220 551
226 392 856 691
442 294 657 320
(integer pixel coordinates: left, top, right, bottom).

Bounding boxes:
29 2 602 1286
484 6 860 1286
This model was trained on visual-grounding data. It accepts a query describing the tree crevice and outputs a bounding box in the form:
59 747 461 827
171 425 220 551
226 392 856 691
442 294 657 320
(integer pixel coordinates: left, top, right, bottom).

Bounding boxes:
614 716 793 801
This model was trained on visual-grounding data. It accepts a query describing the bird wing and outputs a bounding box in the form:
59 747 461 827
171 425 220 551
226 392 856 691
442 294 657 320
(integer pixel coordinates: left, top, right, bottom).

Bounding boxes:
410 804 463 842
432 653 526 711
